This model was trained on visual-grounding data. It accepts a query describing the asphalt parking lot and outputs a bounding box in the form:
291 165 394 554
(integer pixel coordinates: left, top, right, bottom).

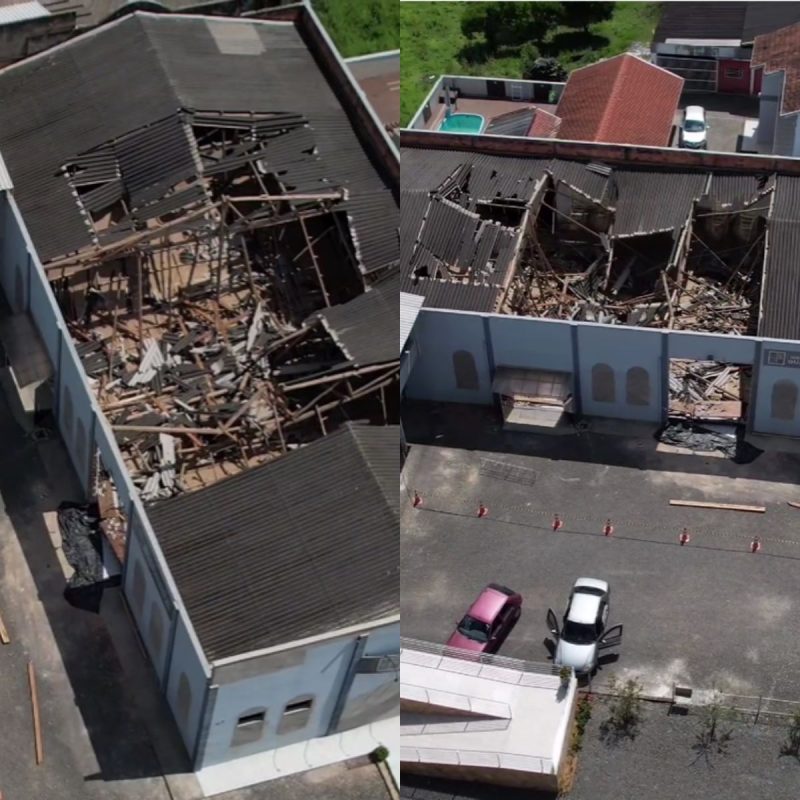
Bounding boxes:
401 402 800 701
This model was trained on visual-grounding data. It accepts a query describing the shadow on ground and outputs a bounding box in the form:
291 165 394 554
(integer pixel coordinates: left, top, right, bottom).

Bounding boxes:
0 386 189 792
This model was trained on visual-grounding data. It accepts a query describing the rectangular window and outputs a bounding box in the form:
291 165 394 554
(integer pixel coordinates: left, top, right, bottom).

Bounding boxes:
231 709 266 746
278 697 314 735
725 68 743 79
357 654 400 674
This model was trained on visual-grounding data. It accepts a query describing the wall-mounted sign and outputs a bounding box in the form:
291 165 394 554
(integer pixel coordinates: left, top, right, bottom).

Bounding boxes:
764 349 800 368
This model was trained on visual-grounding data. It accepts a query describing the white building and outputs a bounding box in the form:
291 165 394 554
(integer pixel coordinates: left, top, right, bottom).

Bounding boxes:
401 639 577 793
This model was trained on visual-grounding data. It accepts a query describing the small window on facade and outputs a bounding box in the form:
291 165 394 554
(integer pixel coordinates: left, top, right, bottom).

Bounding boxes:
231 709 267 747
625 367 650 406
453 350 479 390
591 363 615 403
176 673 192 729
148 602 164 663
130 560 145 616
725 68 743 79
278 696 314 735
771 379 797 421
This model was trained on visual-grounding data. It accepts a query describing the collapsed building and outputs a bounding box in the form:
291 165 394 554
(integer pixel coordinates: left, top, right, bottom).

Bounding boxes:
401 135 800 440
0 8 399 793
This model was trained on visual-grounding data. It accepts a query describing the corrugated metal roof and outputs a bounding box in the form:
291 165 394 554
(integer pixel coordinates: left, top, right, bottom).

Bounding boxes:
401 291 424 352
401 275 502 313
313 271 398 366
0 14 397 271
147 423 399 660
612 169 707 237
759 175 800 340
653 2 748 43
0 1 50 23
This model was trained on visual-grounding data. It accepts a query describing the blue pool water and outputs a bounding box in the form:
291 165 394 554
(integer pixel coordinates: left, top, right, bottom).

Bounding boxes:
438 113 485 134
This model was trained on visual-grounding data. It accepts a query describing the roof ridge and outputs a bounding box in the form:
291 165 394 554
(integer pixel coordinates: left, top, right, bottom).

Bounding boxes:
595 53 632 141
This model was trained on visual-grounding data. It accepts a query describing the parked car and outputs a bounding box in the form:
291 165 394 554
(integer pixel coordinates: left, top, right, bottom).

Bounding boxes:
446 583 522 653
547 578 622 674
680 105 708 149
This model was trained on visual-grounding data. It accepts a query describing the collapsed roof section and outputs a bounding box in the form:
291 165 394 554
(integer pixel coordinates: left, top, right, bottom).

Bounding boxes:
0 13 399 502
402 145 800 339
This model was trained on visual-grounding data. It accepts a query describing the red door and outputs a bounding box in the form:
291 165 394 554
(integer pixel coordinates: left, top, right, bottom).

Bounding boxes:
717 59 751 93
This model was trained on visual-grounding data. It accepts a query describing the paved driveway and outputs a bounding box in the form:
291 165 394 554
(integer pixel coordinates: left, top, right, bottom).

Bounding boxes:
401 403 800 700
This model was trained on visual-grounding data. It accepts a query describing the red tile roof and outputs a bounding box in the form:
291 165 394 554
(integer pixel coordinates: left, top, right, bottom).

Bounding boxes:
752 22 800 115
527 107 562 138
556 53 684 146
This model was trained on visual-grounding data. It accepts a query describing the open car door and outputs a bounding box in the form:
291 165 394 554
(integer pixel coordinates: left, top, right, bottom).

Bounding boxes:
546 608 560 639
598 623 623 649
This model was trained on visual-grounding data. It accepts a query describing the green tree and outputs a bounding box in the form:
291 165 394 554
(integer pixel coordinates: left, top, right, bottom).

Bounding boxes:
560 2 615 32
479 2 562 52
600 677 643 742
520 42 541 78
524 56 567 82
460 2 489 39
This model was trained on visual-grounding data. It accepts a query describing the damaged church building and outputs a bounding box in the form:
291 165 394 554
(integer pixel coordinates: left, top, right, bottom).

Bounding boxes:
401 133 800 444
0 7 399 795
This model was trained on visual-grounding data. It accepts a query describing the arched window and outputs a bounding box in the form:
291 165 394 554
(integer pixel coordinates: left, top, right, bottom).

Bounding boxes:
626 367 650 406
591 363 615 403
453 350 479 390
61 385 74 439
771 380 797 421
130 560 145 616
232 708 267 747
176 673 192 729
148 602 164 663
278 695 315 735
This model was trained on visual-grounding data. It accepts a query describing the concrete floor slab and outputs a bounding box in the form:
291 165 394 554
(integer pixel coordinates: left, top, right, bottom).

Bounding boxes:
401 402 800 702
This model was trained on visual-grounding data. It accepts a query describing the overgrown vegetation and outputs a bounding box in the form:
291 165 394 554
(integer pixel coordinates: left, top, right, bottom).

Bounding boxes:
600 677 644 743
371 744 390 763
401 1 660 123
780 708 800 759
312 0 398 59
571 694 594 753
692 695 734 765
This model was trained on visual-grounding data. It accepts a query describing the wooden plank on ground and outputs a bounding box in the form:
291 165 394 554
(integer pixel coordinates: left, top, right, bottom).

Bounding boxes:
669 499 766 513
787 501 800 510
0 611 9 644
28 661 43 765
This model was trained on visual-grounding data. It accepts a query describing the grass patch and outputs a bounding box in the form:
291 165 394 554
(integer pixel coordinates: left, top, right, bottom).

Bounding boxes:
312 0 398 59
400 2 661 124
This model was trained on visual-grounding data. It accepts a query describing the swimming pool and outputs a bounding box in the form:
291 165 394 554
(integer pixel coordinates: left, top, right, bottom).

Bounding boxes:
438 113 485 134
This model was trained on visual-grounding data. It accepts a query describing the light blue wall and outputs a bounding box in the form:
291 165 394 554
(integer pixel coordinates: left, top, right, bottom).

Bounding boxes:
404 310 492 404
751 341 800 436
166 613 212 761
202 633 361 768
488 316 573 373
576 324 663 421
668 330 756 364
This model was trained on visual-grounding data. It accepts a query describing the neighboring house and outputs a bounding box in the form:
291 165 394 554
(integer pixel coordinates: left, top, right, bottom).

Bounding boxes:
0 0 75 65
555 53 683 147
652 1 800 94
400 639 577 793
752 22 800 156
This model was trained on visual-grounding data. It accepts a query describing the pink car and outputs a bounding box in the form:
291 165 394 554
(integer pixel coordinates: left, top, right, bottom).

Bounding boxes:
446 583 523 653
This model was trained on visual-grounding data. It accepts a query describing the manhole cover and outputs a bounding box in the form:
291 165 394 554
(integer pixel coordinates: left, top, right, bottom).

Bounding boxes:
479 458 537 486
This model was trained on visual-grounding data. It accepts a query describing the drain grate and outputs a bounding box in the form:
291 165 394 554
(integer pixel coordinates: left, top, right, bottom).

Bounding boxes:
479 458 538 486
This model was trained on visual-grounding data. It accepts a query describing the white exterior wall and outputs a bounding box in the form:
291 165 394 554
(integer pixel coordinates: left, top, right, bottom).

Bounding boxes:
758 71 782 150
404 310 491 404
200 620 399 769
404 308 800 439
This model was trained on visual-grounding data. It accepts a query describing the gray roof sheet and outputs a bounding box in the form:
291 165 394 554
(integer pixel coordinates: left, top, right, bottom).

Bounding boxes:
759 176 800 340
0 13 397 271
147 423 399 660
611 170 707 237
400 275 502 313
314 271 399 366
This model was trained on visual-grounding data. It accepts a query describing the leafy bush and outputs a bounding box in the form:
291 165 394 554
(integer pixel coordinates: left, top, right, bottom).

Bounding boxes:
371 745 389 763
600 677 643 742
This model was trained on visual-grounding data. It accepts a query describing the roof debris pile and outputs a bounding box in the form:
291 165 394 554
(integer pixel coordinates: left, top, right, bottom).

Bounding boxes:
0 15 400 501
668 359 751 421
402 147 800 337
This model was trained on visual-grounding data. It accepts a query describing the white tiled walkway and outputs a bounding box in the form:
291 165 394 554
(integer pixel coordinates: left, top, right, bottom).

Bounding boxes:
197 716 398 796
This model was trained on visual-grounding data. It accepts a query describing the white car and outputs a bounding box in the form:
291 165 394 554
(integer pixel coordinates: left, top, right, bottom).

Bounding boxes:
547 578 622 675
680 105 708 150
